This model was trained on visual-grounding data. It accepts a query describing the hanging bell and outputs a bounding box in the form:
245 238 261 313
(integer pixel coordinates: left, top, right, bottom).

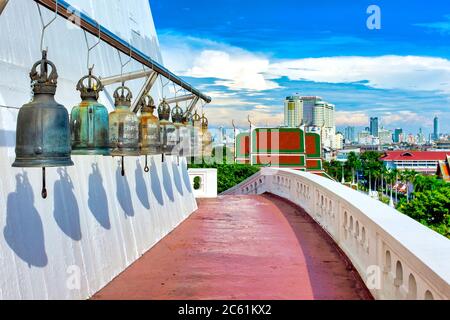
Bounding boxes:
12 50 74 198
70 68 109 155
201 113 213 157
109 84 140 176
171 103 185 158
182 109 196 157
158 99 177 160
192 110 202 158
139 94 160 172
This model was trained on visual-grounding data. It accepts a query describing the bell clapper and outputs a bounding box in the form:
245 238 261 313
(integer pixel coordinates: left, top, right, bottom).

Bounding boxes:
162 153 165 163
41 167 48 199
121 156 125 176
144 155 150 173
177 155 180 166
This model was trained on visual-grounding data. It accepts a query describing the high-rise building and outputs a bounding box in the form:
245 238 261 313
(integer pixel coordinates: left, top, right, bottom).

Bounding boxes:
302 96 322 126
379 128 393 145
393 128 403 143
370 117 379 137
284 95 303 127
434 116 440 141
344 126 356 143
358 130 370 144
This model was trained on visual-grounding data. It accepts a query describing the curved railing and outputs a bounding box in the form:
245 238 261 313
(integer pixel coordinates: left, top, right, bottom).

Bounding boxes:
223 168 450 300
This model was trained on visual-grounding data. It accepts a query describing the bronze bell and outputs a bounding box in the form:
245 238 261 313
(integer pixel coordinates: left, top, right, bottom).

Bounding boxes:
182 109 195 158
13 50 74 199
108 84 140 176
70 68 109 155
201 113 213 157
171 103 185 164
192 111 203 158
138 94 160 172
158 98 177 161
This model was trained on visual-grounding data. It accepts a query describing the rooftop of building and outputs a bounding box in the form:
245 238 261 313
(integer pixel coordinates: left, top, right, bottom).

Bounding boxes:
381 151 450 161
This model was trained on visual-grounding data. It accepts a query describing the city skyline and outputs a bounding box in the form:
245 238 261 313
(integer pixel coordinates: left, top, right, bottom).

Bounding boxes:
151 0 450 133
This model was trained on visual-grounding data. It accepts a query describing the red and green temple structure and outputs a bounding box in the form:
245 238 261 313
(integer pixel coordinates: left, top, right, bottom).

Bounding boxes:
235 127 325 175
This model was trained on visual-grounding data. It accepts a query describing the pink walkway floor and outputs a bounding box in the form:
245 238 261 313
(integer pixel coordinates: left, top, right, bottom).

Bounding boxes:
92 194 372 300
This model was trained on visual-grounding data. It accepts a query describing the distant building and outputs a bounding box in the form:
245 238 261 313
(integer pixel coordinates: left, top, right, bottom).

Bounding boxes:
379 128 393 145
407 134 416 145
344 126 356 143
302 96 322 126
417 128 426 145
358 130 370 144
393 128 403 143
435 140 450 150
433 116 440 141
284 95 303 127
370 117 379 137
334 132 344 150
381 151 450 174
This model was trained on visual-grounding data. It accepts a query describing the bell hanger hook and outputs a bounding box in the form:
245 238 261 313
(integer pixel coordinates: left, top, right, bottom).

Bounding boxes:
37 0 59 53
83 21 101 71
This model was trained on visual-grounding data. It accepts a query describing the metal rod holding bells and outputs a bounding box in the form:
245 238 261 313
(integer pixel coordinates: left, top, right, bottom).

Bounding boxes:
33 0 212 104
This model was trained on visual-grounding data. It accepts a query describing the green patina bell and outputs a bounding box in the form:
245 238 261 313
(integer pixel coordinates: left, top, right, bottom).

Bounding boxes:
13 50 73 199
158 99 177 159
109 84 140 176
70 68 109 155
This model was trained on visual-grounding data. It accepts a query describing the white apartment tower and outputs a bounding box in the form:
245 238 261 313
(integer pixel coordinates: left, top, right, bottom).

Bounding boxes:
284 95 304 127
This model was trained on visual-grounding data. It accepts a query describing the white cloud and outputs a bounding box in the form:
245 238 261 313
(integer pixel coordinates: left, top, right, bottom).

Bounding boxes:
205 106 284 127
381 111 431 126
335 111 369 126
158 33 450 131
268 55 450 92
161 33 450 94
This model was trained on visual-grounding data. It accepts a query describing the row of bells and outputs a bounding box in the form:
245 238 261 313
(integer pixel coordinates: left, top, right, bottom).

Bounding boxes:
12 51 212 169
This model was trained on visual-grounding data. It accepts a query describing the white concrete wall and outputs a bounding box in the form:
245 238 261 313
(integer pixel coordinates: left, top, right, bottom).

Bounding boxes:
0 0 198 299
224 168 450 300
188 169 218 198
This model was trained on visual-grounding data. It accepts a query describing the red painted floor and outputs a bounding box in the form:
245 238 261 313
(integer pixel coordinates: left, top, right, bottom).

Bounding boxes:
92 194 372 300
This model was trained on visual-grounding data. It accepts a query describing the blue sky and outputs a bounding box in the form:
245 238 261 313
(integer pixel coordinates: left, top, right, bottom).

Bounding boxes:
150 0 450 134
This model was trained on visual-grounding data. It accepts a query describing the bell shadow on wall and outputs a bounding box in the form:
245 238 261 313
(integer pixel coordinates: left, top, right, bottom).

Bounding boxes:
182 161 193 193
4 172 48 268
54 168 82 241
116 163 134 218
150 157 164 206
162 160 175 202
135 160 150 209
172 161 184 196
88 163 111 229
